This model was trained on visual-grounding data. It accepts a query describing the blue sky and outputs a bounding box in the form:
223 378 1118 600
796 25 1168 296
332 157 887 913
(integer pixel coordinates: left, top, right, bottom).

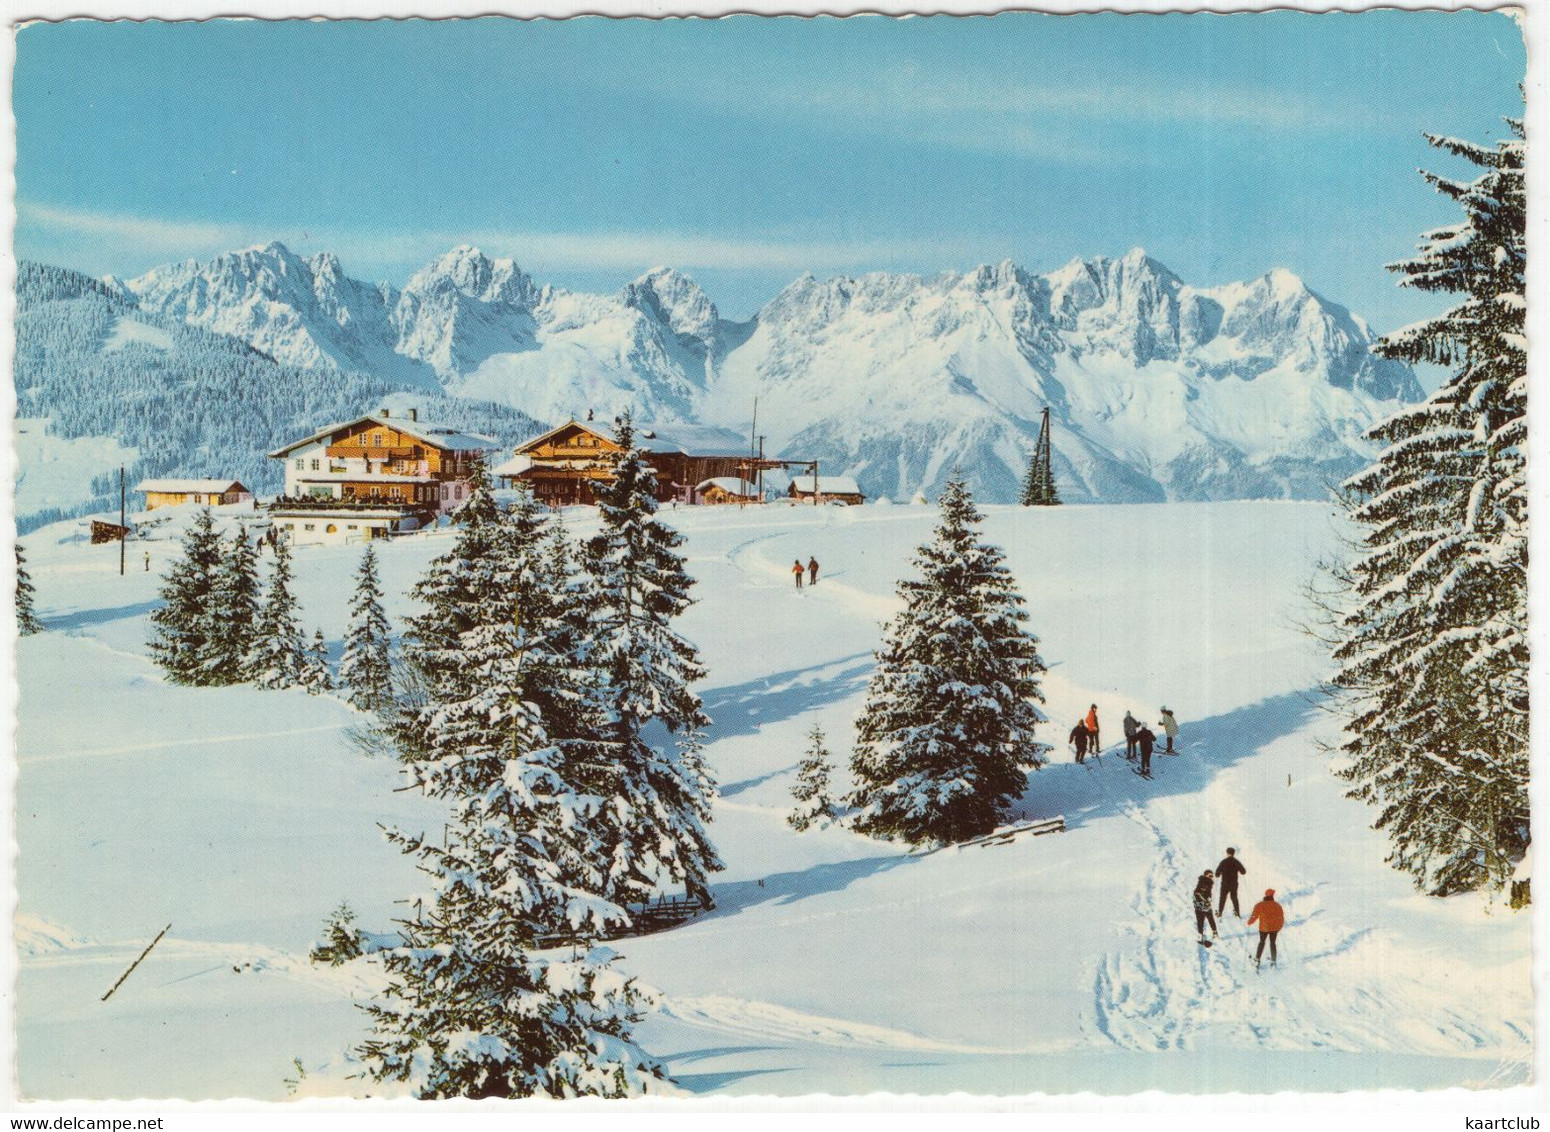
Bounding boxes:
14 12 1525 328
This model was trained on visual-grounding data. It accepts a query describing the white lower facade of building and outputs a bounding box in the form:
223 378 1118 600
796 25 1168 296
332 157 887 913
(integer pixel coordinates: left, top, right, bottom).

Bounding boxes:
271 505 425 547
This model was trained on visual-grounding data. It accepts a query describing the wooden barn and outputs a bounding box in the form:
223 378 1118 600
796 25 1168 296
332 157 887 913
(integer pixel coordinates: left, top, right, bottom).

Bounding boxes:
135 479 253 510
499 419 765 506
696 477 762 505
788 474 865 506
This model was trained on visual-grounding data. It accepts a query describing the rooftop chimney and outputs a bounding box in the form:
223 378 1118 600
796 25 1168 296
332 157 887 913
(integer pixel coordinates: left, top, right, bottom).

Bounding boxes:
379 408 391 418
408 408 418 422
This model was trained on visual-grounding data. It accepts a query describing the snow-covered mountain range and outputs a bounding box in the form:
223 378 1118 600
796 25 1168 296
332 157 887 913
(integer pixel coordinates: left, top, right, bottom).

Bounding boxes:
112 242 1420 503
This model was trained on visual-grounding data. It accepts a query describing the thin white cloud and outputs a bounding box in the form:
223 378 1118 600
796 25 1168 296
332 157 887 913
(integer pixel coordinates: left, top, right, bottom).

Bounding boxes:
647 65 1385 157
17 201 264 257
18 202 986 281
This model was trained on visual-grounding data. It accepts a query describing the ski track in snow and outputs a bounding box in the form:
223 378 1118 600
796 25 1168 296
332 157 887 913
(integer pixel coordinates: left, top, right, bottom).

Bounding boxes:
660 995 1078 1057
22 722 351 764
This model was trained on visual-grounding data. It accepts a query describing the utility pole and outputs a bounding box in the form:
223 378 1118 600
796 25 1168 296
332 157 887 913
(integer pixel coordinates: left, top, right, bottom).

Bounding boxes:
119 466 126 576
757 435 765 501
813 459 820 506
748 397 758 497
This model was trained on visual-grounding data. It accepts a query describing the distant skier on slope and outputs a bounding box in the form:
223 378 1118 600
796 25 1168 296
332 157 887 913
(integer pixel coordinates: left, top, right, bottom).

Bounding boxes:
1068 720 1090 764
808 556 820 586
1135 723 1156 777
1248 889 1285 968
1194 870 1218 944
1159 707 1180 754
1215 847 1247 918
1085 704 1101 755
792 559 805 590
1123 711 1140 760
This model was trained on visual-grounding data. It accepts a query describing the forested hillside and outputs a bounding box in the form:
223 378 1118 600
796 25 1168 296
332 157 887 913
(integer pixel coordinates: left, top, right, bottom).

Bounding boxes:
14 262 546 530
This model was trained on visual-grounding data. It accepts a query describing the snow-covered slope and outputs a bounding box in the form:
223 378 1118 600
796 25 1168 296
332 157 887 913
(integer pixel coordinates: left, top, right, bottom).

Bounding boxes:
117 243 1421 503
13 501 1531 1100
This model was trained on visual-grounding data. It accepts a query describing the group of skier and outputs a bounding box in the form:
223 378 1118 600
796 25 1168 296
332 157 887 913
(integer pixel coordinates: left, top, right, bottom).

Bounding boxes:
791 557 820 589
1192 848 1286 968
1067 705 1179 777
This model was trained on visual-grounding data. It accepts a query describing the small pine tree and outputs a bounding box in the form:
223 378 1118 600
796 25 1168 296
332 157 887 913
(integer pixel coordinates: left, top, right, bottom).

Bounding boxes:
850 477 1051 845
148 508 224 683
251 538 307 690
1020 411 1061 506
303 630 333 694
584 412 722 907
788 725 839 831
309 902 365 966
15 545 43 636
339 544 394 714
1331 117 1527 897
203 525 261 684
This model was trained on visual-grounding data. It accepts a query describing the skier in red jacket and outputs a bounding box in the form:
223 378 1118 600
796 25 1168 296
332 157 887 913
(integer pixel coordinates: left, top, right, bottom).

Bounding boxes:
1247 889 1285 968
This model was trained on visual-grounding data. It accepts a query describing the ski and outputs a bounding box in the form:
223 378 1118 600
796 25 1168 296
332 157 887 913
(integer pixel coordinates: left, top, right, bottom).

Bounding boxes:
1198 939 1214 948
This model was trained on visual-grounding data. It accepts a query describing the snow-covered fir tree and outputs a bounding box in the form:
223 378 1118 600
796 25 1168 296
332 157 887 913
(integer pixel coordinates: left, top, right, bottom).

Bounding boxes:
250 537 307 690
303 630 333 694
340 544 394 715
584 413 721 907
202 524 261 685
363 468 666 1098
850 477 1051 845
147 508 224 683
1020 414 1060 507
15 545 44 636
309 902 365 967
1332 118 1528 899
788 725 840 832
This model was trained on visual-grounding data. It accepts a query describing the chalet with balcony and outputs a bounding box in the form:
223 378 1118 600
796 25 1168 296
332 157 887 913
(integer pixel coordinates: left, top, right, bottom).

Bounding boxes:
267 408 495 545
497 418 765 507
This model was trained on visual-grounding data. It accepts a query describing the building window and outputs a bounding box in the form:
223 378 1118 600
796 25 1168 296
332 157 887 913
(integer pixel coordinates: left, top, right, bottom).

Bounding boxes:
347 524 358 530
311 459 320 471
284 523 294 530
373 433 384 447
294 458 304 470
304 523 316 531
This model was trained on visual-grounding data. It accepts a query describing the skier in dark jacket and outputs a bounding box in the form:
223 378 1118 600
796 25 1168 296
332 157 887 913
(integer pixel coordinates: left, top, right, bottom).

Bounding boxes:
1068 721 1090 763
1135 724 1156 776
1123 711 1141 760
808 556 819 586
1215 847 1247 918
1193 871 1218 942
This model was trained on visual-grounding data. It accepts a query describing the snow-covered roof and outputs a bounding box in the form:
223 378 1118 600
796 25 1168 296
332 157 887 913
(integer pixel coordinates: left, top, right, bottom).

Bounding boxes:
491 454 533 476
135 479 249 494
636 423 750 456
789 474 863 496
516 418 750 458
267 414 496 458
697 477 757 494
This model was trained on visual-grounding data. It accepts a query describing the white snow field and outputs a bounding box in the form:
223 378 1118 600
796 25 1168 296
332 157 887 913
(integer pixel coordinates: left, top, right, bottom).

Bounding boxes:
12 500 1531 1100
